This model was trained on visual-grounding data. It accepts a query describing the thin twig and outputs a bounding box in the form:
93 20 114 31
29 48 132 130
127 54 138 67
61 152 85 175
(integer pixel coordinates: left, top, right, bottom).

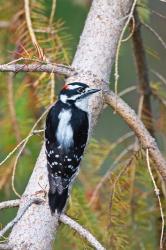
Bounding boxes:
7 72 21 142
24 0 46 60
49 0 57 26
6 57 45 65
0 130 43 167
110 95 143 215
109 153 136 210
11 109 49 197
151 69 166 86
137 4 166 20
146 149 165 250
122 16 135 42
0 138 28 166
50 73 55 104
60 214 106 250
24 0 38 45
88 131 134 185
114 0 137 97
33 29 57 34
150 9 166 19
33 72 47 87
137 95 144 118
119 86 137 97
87 132 134 188
152 90 166 108
108 132 134 152
143 22 166 49
0 198 44 239
89 144 134 206
47 0 57 103
0 200 20 210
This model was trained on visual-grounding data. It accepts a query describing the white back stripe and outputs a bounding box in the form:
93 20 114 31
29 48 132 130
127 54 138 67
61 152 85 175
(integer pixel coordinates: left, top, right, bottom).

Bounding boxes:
56 109 73 149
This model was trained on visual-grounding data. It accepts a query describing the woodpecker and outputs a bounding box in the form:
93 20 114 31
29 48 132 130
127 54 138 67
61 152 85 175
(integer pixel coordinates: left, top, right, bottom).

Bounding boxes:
45 82 100 214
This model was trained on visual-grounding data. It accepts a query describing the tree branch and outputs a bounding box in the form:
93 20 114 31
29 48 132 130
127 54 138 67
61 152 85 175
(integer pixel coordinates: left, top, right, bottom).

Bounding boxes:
0 62 75 76
60 215 105 250
0 199 19 210
104 90 166 182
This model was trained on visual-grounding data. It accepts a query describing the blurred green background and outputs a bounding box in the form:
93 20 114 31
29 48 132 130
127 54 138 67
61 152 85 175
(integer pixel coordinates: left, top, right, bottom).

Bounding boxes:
0 0 165 249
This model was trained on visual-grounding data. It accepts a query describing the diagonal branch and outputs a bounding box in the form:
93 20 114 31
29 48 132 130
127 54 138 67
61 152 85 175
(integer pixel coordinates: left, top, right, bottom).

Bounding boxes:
60 215 105 250
104 90 166 182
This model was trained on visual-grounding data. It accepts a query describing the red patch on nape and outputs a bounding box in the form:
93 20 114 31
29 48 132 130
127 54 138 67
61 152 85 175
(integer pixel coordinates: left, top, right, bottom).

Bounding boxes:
63 84 69 90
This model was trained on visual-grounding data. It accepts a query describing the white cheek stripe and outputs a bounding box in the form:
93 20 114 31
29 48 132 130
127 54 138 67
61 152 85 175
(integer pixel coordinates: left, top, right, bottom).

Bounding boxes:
68 85 80 90
68 94 80 101
75 98 89 112
60 94 67 103
56 109 73 149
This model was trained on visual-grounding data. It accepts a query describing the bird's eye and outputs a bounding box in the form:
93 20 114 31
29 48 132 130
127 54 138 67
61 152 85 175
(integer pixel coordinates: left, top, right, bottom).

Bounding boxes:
77 88 85 93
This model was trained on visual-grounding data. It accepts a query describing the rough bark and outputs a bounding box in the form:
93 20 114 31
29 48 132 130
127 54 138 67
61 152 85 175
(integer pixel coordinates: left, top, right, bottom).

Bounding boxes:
0 63 74 76
6 0 141 249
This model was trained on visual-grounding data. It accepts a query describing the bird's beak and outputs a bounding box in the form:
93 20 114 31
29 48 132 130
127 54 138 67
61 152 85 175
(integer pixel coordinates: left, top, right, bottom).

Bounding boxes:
81 88 101 99
87 88 101 95
77 88 101 100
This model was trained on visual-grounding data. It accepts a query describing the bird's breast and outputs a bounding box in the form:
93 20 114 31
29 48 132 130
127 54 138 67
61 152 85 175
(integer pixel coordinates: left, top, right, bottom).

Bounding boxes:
56 109 73 149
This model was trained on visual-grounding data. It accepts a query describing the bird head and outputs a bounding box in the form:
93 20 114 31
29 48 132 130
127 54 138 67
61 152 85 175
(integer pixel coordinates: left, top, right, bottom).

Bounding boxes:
59 82 100 105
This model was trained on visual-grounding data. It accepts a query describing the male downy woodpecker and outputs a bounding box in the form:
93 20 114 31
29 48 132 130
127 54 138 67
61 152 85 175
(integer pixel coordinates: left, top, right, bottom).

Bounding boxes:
45 82 100 214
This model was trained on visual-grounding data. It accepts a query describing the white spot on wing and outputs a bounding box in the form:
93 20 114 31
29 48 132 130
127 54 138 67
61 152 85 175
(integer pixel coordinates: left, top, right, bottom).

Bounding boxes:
68 165 74 170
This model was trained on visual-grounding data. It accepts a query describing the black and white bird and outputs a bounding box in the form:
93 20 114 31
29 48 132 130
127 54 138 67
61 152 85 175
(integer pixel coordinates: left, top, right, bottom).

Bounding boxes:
45 82 100 214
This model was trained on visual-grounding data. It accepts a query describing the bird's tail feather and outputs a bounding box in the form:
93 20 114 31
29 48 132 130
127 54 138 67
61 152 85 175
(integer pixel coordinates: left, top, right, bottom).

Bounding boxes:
48 188 69 215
